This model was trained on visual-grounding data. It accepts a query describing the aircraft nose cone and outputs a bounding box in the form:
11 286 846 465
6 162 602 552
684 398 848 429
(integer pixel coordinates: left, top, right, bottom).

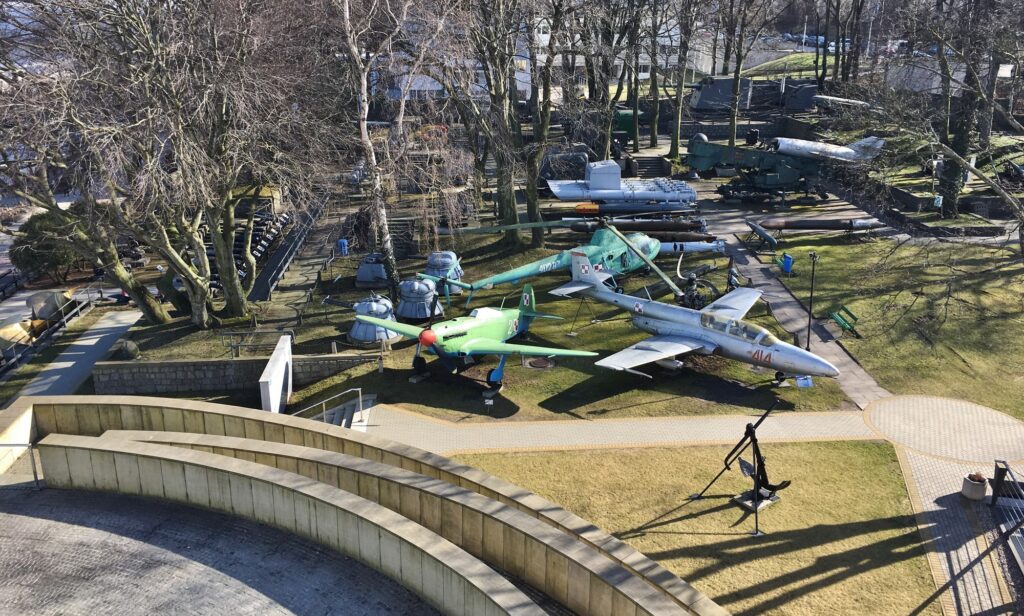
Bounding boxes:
419 329 437 346
811 355 840 377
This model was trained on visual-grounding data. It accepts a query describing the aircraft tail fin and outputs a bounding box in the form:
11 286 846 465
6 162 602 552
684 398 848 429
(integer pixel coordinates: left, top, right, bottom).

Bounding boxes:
550 252 604 297
570 251 604 284
518 284 536 313
846 136 885 160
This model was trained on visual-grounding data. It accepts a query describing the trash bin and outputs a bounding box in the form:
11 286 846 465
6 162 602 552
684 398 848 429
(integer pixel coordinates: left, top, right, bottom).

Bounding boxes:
337 238 349 256
781 253 794 274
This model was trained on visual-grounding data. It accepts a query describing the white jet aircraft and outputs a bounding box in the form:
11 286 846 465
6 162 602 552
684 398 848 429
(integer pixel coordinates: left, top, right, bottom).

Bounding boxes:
552 252 840 381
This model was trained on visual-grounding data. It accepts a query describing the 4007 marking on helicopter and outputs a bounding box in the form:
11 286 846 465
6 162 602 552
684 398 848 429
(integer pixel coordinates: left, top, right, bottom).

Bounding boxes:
421 222 723 305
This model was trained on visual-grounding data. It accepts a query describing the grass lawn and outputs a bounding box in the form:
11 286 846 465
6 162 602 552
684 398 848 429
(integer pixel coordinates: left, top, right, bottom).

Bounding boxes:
900 211 998 228
0 307 111 406
288 231 849 421
774 235 1024 419
456 442 939 616
743 52 818 77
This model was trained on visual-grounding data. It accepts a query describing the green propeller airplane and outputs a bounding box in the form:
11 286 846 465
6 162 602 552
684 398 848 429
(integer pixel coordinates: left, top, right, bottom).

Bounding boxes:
356 285 596 392
421 226 665 305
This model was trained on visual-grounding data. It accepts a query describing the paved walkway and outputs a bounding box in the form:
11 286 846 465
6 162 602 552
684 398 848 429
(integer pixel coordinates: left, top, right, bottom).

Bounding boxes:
16 310 140 397
368 407 875 454
259 207 344 329
0 485 432 615
867 397 1022 615
728 245 892 409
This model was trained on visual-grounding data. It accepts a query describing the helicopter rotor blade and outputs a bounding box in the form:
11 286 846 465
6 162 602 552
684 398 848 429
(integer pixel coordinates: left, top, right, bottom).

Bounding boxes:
460 219 574 234
601 222 685 298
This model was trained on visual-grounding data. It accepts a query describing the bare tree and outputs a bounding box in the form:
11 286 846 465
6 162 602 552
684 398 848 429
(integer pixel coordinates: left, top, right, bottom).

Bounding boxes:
1 0 336 328
722 0 784 146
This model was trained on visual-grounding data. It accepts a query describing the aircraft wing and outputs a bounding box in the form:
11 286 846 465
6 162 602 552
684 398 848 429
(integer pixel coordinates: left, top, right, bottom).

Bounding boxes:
458 338 598 358
355 315 422 339
595 335 710 372
700 287 763 320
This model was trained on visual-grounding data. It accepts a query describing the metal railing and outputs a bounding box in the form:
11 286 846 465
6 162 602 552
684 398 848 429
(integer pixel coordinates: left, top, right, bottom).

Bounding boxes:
219 328 294 358
0 294 97 376
258 199 327 302
990 460 1024 573
294 387 364 428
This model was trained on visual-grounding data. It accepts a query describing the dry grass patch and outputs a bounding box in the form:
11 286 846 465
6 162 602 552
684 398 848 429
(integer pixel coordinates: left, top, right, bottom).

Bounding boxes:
457 442 939 616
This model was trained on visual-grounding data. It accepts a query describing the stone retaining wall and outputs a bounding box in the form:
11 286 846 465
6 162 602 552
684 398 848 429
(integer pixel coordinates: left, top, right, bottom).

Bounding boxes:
92 354 373 395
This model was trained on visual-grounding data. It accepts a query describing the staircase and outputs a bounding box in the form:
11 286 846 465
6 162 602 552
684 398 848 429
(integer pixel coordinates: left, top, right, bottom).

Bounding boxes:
633 156 669 178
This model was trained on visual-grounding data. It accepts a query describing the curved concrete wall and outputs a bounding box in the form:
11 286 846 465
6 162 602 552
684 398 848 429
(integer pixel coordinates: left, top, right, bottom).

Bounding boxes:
104 431 681 615
37 434 540 616
12 396 725 616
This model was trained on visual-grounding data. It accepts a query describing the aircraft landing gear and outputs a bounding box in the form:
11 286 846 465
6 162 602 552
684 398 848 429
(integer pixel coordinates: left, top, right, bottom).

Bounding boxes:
483 356 508 397
412 356 427 374
774 371 786 384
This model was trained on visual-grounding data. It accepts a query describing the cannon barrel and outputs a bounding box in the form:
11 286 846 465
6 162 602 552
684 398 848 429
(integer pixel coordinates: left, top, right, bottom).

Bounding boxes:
644 231 717 243
568 219 705 233
758 217 884 231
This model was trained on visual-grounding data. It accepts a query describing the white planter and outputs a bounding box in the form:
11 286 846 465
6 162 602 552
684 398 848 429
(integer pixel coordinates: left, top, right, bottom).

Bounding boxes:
961 476 987 501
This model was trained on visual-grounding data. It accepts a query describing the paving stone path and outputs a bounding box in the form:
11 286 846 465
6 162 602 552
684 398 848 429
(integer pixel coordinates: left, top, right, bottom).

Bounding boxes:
16 310 141 398
0 485 433 615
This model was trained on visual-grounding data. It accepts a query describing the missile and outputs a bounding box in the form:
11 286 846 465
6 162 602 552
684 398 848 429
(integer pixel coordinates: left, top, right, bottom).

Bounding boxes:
745 220 780 250
659 240 725 255
758 217 885 231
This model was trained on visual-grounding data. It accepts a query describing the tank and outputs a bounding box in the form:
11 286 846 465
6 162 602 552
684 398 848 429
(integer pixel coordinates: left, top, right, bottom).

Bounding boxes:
422 251 464 295
348 295 402 346
355 253 389 289
395 278 444 323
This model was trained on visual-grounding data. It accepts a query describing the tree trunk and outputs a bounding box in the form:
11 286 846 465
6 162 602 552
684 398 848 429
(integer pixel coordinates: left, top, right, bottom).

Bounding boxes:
979 54 1000 149
241 207 257 294
496 150 520 246
105 260 171 324
669 33 692 159
819 2 831 87
156 267 191 315
68 222 170 325
648 38 659 148
728 36 745 148
209 205 248 318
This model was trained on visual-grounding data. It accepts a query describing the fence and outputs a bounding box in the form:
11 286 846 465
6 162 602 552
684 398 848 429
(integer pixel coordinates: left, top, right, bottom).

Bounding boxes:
0 286 104 377
248 199 328 302
990 460 1024 575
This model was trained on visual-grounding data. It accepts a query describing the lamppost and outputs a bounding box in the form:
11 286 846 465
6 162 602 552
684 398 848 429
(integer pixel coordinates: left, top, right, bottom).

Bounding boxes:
806 251 819 351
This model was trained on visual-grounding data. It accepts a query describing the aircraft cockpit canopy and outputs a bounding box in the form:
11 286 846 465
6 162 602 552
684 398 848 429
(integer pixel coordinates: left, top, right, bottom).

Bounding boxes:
700 313 778 346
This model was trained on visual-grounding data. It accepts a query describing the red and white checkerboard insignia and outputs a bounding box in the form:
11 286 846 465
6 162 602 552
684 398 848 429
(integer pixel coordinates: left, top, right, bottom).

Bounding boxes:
581 264 590 275
594 263 604 271
633 302 644 314
522 293 530 306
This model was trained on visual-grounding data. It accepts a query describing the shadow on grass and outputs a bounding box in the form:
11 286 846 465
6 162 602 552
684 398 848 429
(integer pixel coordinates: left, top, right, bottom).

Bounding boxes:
618 491 995 616
336 362 523 419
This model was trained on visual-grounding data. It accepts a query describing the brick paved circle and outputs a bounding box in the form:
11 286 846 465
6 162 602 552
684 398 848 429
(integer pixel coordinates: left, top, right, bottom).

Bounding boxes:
0 486 434 615
866 396 1024 463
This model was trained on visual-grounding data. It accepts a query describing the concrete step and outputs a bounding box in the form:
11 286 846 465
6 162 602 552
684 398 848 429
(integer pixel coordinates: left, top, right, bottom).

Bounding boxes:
316 393 378 431
633 157 668 178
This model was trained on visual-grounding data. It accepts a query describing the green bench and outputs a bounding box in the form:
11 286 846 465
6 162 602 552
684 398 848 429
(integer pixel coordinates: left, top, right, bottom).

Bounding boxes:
829 305 860 337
